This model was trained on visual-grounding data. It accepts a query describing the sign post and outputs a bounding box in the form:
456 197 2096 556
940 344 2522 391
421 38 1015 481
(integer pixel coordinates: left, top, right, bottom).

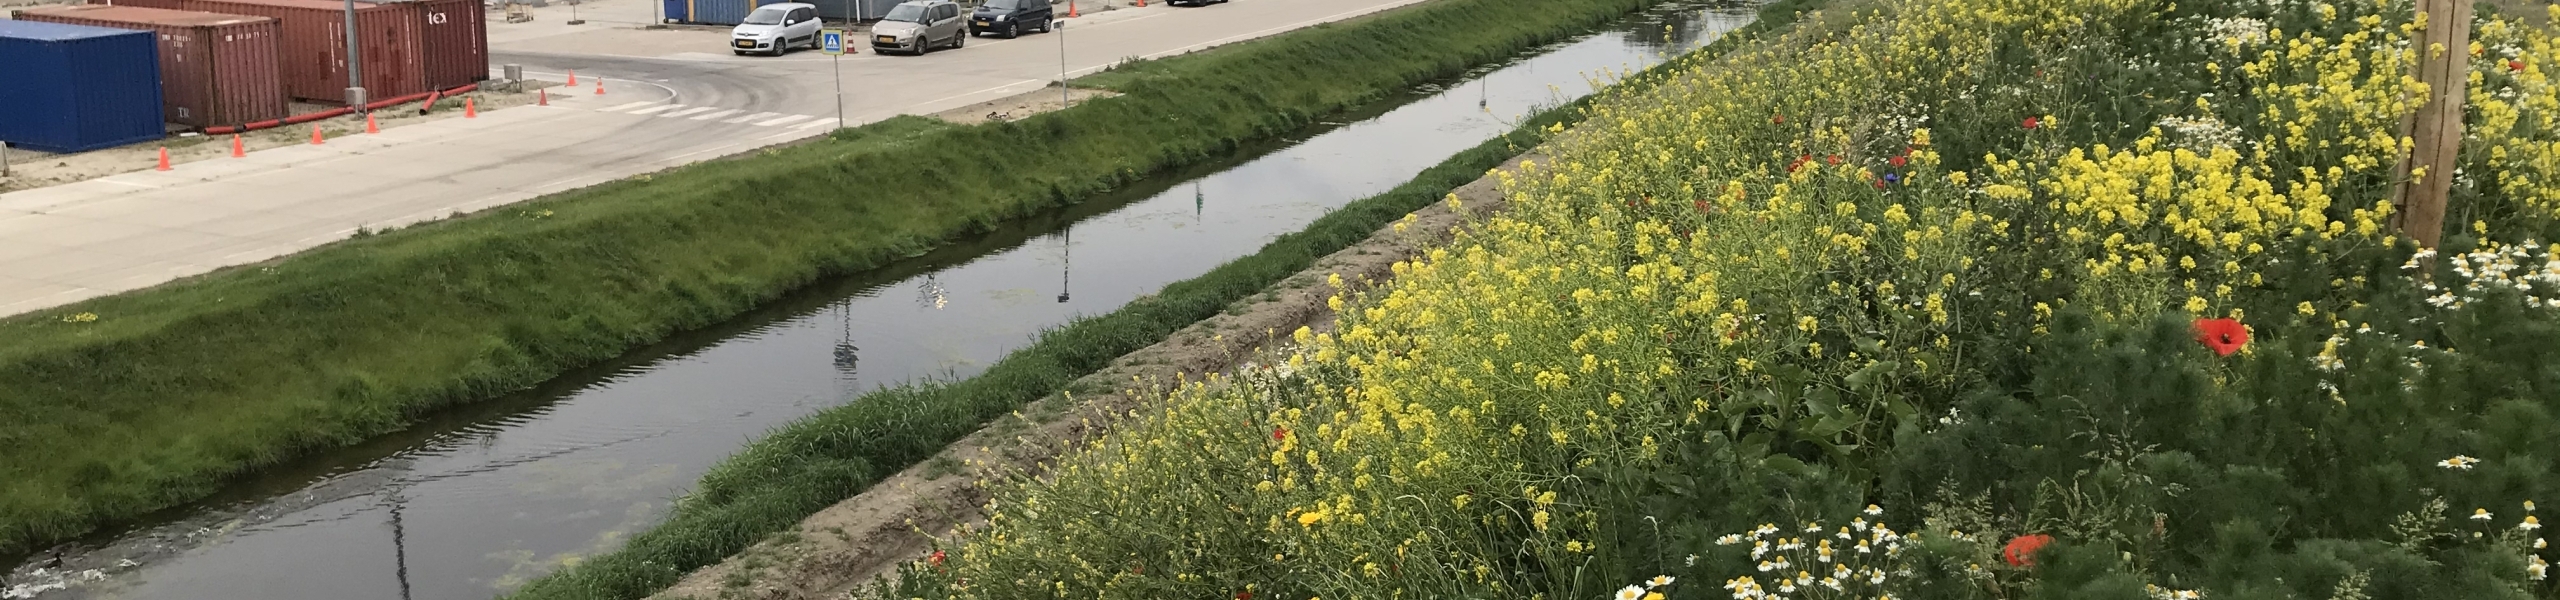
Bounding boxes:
822 28 847 130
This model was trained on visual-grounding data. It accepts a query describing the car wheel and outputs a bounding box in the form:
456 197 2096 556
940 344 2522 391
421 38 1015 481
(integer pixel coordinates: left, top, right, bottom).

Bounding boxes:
1004 22 1019 38
952 31 965 48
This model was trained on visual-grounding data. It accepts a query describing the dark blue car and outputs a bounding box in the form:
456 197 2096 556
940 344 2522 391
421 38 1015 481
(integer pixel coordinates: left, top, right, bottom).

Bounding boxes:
968 0 1053 38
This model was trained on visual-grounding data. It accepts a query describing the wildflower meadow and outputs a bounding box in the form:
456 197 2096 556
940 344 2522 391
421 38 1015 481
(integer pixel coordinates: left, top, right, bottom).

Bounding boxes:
874 0 2560 598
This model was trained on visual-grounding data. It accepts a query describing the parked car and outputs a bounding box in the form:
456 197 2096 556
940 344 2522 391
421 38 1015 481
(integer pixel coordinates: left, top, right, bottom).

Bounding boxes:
732 3 823 56
871 0 964 54
1167 0 1227 6
967 0 1050 38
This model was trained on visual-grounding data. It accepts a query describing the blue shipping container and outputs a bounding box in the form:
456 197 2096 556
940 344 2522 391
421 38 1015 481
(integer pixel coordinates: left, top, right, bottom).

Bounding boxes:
677 0 788 26
0 20 166 153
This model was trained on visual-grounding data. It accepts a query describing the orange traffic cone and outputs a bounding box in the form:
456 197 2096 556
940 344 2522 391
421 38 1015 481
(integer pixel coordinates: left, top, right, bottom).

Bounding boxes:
366 113 381 134
230 134 246 158
1067 1 1077 17
1135 0 1144 6
310 124 326 145
154 147 171 171
566 70 577 86
594 77 605 95
538 87 549 106
465 97 478 118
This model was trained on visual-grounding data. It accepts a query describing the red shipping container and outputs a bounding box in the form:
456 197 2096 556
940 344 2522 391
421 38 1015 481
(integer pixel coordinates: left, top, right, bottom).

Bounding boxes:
14 5 288 127
93 0 424 104
370 0 485 90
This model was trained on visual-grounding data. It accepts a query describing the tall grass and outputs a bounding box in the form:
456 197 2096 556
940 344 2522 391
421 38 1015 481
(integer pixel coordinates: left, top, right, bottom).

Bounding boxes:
0 0 1673 561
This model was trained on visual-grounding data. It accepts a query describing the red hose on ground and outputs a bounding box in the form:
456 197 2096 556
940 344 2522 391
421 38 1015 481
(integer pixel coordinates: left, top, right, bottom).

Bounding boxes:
202 83 486 134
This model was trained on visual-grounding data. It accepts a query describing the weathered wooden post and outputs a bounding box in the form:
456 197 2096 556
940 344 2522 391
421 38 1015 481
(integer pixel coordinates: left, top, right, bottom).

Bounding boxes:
2393 0 2473 248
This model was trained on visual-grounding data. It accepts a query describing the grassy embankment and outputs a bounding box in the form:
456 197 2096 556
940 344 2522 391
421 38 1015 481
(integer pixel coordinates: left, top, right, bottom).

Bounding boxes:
0 0 1688 561
868 0 2560 599
500 3 1833 598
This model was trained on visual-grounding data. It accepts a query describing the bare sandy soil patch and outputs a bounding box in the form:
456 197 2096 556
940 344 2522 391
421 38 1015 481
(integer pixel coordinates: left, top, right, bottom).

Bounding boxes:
0 83 554 194
929 87 1122 125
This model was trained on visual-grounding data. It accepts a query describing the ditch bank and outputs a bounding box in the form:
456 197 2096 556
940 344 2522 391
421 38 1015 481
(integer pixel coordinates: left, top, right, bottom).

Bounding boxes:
645 151 1539 600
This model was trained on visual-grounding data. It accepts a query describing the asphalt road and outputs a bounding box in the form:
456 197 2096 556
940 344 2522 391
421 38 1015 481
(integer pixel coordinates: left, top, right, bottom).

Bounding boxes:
0 0 1435 317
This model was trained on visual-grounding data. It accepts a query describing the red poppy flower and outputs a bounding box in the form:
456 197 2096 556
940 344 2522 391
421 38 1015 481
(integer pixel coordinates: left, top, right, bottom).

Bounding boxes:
1694 199 1711 212
930 550 947 566
2511 60 2527 73
1237 593 1254 600
2003 534 2054 567
2193 318 2249 356
1272 427 1289 441
1772 114 1785 124
1888 155 1908 168
2024 117 2042 129
1826 155 1842 165
1873 179 1888 189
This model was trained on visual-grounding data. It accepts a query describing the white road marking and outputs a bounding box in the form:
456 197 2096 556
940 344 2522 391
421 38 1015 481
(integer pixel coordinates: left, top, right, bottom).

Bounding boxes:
601 101 659 112
755 115 815 127
794 118 838 129
724 111 781 124
626 104 684 115
660 106 720 118
690 109 744 121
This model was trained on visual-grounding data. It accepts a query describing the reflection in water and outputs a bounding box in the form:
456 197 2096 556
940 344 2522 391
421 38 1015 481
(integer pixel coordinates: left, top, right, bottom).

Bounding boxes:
389 489 411 600
1 5 1758 599
831 301 860 379
917 274 948 311
1056 225 1073 305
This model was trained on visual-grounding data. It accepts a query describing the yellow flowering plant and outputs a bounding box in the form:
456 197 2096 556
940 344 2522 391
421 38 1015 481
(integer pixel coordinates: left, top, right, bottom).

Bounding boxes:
870 0 2560 598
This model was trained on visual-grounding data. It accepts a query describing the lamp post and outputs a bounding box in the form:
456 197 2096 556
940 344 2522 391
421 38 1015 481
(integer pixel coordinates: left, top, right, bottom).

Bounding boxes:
1056 10 1069 109
343 0 367 110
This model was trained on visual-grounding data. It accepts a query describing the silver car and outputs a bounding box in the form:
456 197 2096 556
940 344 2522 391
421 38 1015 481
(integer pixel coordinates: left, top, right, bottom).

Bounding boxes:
732 3 823 56
870 0 964 55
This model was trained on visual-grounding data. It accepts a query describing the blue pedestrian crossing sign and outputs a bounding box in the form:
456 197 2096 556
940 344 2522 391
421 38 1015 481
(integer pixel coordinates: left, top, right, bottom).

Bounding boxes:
821 29 846 55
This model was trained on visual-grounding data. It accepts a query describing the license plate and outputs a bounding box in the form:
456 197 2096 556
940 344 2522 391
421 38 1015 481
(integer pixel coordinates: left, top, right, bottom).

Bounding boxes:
734 40 754 48
976 19 990 25
875 35 895 43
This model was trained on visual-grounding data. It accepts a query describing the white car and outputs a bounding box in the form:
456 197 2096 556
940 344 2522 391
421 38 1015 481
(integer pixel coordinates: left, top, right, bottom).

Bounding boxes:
732 3 824 56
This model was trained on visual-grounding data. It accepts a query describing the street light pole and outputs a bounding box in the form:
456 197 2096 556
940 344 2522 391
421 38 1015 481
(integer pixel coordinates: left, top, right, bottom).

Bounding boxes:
1057 9 1068 109
343 0 367 111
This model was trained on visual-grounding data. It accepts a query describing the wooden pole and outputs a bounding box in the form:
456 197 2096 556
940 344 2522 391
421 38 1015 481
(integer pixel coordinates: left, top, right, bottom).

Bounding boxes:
2393 0 2473 248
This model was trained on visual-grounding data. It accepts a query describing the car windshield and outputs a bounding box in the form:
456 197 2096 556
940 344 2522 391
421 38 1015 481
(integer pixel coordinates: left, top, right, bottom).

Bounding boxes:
882 4 928 22
980 0 1023 9
743 7 788 24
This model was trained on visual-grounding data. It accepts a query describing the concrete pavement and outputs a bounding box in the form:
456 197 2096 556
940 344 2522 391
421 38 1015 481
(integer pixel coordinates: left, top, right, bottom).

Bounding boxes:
0 0 1436 317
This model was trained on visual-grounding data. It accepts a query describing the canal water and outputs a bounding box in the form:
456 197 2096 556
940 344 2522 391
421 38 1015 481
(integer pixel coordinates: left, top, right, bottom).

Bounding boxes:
1 4 1753 599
